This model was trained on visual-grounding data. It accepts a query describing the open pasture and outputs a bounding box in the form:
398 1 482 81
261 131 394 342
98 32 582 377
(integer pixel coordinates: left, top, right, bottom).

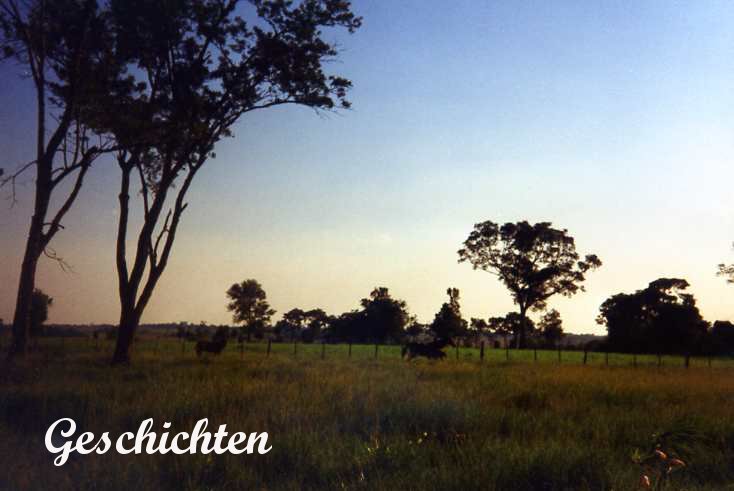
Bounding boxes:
1 338 734 490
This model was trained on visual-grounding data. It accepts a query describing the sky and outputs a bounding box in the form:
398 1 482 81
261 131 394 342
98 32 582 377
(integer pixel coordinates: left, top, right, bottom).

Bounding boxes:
1 0 734 334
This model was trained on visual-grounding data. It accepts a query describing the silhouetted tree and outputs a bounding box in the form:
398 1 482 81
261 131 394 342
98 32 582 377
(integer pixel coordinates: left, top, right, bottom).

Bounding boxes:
1 0 133 358
326 288 409 343
488 312 535 348
458 220 601 348
405 318 429 337
274 308 306 342
29 289 52 337
538 309 564 348
360 287 409 343
275 308 329 342
709 321 734 356
469 317 489 345
107 0 361 364
430 288 468 340
324 310 365 342
226 279 275 342
598 278 709 355
301 309 329 343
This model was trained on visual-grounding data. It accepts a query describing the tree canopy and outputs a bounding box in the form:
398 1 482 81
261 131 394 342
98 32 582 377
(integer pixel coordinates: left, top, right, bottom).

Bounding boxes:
597 278 709 355
458 220 601 348
430 288 468 340
325 287 409 343
226 279 275 341
103 0 361 364
538 309 564 348
29 289 53 337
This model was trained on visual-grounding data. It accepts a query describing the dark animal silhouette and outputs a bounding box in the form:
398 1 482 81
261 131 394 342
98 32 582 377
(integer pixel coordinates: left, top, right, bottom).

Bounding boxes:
402 337 455 360
195 327 229 357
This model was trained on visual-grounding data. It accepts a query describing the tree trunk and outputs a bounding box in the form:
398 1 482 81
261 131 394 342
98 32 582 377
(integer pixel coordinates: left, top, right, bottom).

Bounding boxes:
111 303 138 365
8 165 51 359
8 242 41 357
517 306 528 349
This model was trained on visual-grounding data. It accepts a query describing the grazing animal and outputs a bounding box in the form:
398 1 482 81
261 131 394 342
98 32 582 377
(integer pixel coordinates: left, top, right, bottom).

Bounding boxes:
195 327 229 357
402 337 455 360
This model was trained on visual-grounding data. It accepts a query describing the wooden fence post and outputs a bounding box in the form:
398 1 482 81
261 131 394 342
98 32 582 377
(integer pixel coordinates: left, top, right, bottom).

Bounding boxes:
374 343 379 360
505 344 510 361
181 338 186 354
294 341 298 357
534 348 538 362
633 353 637 368
480 342 485 363
708 356 712 368
348 342 352 358
684 353 690 369
583 349 588 365
557 346 561 364
455 343 459 360
605 351 609 366
321 342 326 360
267 339 272 357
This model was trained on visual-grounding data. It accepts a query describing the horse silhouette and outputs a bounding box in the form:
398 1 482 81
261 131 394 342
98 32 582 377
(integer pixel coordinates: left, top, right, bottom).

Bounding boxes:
195 327 228 357
402 337 455 360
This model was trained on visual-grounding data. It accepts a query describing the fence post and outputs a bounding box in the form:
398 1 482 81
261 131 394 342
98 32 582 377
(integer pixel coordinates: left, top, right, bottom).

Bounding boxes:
267 339 272 357
633 353 637 368
605 351 609 366
534 348 538 362
505 344 510 362
294 341 298 357
348 342 352 358
657 353 662 367
708 356 712 368
239 342 244 360
557 346 561 364
583 349 588 365
374 343 379 360
684 353 690 369
181 338 186 354
480 341 485 363
321 342 326 360
455 343 459 361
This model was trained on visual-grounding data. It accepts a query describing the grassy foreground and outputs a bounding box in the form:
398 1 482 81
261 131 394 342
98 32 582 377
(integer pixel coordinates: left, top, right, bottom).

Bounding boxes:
1 341 734 490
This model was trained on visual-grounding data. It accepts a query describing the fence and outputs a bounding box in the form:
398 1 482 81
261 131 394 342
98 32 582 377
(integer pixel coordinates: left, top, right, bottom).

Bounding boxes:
9 335 734 369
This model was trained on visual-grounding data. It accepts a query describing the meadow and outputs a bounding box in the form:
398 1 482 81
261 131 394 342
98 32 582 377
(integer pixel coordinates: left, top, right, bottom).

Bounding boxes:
1 339 734 490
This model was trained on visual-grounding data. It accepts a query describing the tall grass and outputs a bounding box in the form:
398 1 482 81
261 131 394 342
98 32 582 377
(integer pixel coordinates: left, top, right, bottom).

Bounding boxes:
1 339 733 490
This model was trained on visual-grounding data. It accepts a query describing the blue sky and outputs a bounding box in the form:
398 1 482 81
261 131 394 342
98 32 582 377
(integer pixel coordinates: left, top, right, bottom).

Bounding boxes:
1 0 733 333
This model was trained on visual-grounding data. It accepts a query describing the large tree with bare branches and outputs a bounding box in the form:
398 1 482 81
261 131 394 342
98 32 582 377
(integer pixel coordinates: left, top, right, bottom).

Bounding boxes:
0 0 133 357
105 0 361 364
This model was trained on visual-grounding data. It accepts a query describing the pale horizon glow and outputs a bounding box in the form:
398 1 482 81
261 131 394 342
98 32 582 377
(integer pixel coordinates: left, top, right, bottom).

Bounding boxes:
2 1 734 334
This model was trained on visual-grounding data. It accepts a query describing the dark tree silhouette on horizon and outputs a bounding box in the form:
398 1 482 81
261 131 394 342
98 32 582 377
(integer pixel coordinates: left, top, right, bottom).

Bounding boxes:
598 278 709 355
1 0 134 359
458 220 601 348
430 288 468 340
104 0 361 364
488 312 534 348
326 287 410 343
226 279 275 342
538 308 564 348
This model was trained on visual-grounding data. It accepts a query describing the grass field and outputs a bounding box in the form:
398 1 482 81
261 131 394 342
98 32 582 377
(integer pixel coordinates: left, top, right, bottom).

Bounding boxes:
2 339 734 490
